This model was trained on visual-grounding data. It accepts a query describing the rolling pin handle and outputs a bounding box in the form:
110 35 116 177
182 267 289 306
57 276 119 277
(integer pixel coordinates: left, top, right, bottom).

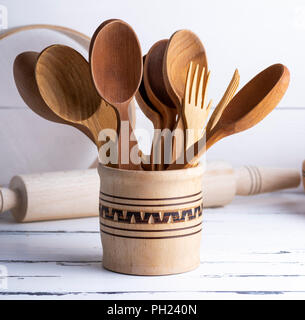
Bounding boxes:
0 187 19 214
235 166 301 195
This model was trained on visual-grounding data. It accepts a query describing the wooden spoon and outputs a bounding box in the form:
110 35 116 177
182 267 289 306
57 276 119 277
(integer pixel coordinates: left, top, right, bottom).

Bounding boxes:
163 30 208 164
35 45 119 154
136 59 162 170
144 39 176 131
90 19 143 170
13 51 95 143
168 64 290 169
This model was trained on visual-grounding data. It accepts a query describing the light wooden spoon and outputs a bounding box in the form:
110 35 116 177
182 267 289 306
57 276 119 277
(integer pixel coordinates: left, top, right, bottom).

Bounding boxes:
90 19 143 170
163 30 208 164
13 51 95 143
144 39 176 131
35 45 119 152
168 64 290 169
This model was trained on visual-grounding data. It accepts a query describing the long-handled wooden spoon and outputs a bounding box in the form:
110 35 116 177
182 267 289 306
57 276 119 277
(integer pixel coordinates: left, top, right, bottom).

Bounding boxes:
168 64 290 170
13 51 95 143
144 39 176 131
163 30 208 164
90 19 143 170
136 62 162 170
35 45 119 156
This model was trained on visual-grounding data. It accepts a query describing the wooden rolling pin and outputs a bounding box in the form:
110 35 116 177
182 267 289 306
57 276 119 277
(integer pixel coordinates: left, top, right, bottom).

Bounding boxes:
203 162 301 207
0 162 300 222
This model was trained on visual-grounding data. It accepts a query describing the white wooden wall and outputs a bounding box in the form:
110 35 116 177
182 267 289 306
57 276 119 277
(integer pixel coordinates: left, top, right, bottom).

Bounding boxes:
0 0 304 185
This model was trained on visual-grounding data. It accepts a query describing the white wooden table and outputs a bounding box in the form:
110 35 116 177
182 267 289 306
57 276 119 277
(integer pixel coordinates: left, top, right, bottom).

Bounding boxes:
0 192 305 300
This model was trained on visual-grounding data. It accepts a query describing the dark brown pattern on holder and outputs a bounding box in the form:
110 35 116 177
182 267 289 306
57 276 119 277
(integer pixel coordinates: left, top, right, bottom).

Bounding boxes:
99 203 203 224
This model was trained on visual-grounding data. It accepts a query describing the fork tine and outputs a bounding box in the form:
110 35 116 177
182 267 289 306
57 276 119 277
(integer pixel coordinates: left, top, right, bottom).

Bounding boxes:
190 64 199 105
202 70 211 108
197 67 205 108
206 99 212 114
184 61 193 105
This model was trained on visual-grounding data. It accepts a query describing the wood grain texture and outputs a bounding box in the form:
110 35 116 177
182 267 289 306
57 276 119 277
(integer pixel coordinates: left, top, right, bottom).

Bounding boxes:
90 20 143 170
206 69 240 134
13 51 95 143
183 62 211 149
98 164 204 275
144 39 176 131
163 30 208 108
35 44 119 150
168 64 290 169
163 30 208 164
0 169 99 222
135 68 162 170
1 192 304 299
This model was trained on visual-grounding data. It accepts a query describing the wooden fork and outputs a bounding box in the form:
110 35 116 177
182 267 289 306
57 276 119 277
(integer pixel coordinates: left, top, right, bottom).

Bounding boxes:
182 62 212 150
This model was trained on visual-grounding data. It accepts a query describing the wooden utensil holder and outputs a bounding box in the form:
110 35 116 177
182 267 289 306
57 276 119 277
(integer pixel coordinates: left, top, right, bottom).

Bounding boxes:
98 164 204 275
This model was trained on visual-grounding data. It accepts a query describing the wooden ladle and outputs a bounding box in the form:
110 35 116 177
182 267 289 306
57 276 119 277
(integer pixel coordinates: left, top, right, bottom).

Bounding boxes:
90 19 143 170
35 45 119 152
163 30 208 163
168 64 290 169
144 39 176 131
13 51 95 143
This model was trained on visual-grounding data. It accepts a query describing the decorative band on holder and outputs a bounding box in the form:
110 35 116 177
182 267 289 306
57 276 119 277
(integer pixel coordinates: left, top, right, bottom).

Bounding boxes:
99 200 203 224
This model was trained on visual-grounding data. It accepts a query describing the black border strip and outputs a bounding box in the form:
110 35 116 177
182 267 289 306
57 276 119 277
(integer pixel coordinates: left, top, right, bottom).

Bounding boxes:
100 221 203 232
99 197 203 207
100 191 202 201
101 228 202 240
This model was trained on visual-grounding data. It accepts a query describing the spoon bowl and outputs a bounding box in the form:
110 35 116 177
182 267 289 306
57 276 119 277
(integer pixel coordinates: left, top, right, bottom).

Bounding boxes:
90 19 143 170
13 51 95 142
35 45 119 150
144 40 176 131
163 30 208 108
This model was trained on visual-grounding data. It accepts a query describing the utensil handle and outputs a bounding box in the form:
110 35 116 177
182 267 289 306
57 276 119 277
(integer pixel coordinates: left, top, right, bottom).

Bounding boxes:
235 166 301 195
0 188 19 214
0 24 90 50
206 69 240 133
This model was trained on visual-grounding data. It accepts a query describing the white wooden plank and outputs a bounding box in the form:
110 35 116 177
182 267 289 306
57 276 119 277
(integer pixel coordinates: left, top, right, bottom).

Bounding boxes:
0 259 304 294
2 291 305 300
